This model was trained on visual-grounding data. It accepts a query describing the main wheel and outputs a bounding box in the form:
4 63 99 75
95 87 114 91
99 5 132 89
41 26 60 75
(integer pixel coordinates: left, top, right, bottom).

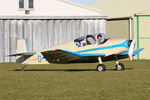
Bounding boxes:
97 64 106 71
116 63 124 71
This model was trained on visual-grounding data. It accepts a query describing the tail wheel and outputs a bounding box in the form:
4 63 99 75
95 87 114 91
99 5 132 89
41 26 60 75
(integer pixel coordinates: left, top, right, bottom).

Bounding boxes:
116 63 124 71
97 64 106 71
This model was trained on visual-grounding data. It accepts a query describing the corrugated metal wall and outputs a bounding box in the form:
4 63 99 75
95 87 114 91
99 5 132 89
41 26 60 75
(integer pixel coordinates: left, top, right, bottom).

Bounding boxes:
0 19 106 62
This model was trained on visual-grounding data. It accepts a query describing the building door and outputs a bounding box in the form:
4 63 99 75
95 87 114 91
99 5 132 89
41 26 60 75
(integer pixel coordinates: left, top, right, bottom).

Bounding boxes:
107 18 131 39
137 15 150 60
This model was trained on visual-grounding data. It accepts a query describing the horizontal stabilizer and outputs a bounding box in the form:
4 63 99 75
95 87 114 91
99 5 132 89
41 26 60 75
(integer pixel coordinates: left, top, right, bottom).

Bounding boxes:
8 52 36 56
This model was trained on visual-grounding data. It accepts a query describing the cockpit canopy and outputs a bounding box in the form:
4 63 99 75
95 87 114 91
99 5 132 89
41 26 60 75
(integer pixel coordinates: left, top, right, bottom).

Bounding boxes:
74 33 110 47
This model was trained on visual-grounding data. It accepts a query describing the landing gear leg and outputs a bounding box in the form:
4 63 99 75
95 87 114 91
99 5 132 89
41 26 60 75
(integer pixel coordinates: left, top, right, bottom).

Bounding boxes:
115 55 124 71
21 65 28 71
96 57 106 71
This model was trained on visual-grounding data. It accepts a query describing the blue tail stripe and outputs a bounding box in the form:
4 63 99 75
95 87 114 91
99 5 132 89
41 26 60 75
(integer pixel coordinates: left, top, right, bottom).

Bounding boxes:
24 38 29 53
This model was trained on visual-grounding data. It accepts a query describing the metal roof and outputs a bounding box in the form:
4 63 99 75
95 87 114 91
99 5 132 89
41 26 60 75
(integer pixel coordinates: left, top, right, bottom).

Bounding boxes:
88 0 150 18
58 0 102 14
70 0 97 5
0 16 107 20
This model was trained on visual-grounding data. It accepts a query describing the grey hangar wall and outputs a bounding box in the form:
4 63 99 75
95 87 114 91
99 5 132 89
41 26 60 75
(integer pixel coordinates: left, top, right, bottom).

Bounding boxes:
0 16 106 62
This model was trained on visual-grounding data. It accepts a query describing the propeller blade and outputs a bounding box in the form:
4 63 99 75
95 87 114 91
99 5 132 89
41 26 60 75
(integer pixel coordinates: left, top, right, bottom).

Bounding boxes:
128 40 135 61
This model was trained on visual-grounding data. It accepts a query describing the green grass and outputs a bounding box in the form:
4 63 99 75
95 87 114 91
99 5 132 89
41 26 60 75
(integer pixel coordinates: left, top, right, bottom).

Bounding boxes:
0 60 150 100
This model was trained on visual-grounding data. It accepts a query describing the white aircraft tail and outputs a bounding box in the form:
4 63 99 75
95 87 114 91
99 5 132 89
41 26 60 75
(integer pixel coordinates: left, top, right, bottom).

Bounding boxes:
16 39 29 53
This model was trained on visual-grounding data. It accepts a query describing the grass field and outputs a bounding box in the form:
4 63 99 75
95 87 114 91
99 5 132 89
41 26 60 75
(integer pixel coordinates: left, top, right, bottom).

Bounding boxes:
0 60 150 100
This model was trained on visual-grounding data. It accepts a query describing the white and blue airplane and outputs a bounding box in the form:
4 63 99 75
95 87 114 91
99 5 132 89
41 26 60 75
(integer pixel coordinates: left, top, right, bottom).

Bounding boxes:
9 33 144 71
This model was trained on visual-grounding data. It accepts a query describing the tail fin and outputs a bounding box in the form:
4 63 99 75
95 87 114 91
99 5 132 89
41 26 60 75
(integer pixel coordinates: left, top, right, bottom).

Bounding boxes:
9 39 35 56
16 39 29 53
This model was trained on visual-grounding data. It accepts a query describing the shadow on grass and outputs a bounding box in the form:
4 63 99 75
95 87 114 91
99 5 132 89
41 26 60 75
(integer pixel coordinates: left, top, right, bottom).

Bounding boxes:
15 68 134 72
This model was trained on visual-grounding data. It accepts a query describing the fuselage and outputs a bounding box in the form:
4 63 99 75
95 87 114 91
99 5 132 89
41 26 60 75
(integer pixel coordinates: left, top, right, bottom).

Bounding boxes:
22 38 131 64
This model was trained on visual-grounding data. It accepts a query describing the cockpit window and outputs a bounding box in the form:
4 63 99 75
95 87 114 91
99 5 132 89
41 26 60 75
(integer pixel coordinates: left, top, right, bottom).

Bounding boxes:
74 33 110 47
86 35 96 45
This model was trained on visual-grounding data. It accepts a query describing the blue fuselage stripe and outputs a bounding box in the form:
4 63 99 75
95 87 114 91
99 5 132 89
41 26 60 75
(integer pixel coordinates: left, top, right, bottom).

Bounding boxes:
55 39 131 57
75 39 130 54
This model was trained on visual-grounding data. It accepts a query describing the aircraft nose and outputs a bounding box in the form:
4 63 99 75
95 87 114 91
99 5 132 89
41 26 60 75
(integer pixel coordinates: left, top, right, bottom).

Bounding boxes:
128 39 133 47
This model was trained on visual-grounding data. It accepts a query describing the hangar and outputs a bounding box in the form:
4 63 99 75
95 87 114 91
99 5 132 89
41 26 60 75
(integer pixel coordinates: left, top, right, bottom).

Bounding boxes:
88 0 150 60
0 0 107 62
133 11 150 60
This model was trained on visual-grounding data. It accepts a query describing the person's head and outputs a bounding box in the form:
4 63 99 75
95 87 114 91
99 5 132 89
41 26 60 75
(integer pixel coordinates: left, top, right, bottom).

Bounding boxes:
97 34 102 40
97 34 102 38
97 34 104 44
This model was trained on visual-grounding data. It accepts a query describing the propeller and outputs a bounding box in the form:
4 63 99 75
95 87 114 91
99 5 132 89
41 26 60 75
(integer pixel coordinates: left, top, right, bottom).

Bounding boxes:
128 40 135 61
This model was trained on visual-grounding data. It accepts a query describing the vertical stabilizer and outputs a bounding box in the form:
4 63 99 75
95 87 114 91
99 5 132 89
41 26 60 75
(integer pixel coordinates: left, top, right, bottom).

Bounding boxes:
16 39 29 53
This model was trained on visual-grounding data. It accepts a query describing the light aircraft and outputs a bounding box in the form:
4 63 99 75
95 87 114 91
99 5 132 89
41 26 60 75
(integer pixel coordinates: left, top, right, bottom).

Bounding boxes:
9 33 144 71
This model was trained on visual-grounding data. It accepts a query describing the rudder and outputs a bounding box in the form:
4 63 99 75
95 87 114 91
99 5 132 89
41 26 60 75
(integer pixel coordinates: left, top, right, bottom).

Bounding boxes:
16 39 29 53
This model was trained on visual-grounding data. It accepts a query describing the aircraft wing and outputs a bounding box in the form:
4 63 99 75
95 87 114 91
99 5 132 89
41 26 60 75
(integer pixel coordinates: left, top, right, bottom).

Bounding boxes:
41 49 105 63
120 48 144 56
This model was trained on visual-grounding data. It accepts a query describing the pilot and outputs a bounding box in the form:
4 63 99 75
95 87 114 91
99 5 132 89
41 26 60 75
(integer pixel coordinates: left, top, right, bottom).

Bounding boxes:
97 34 103 44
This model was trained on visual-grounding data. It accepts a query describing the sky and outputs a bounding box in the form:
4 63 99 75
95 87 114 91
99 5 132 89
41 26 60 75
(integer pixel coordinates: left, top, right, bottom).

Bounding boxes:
70 0 97 4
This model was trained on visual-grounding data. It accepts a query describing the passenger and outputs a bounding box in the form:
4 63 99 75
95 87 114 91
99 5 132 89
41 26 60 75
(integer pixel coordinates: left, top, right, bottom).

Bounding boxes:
97 34 103 44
